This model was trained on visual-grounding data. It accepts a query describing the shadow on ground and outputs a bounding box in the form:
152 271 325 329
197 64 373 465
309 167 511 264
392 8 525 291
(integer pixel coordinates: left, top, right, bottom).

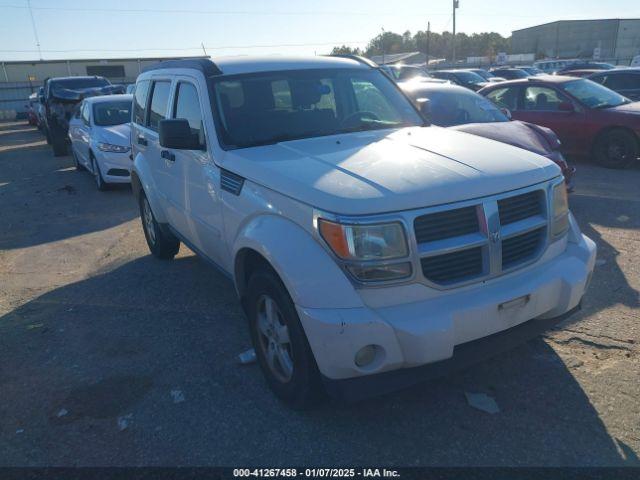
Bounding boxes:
0 122 137 250
1 254 636 466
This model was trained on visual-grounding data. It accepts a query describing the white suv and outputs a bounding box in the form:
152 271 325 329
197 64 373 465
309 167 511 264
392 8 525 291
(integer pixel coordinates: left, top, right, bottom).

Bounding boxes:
130 57 596 407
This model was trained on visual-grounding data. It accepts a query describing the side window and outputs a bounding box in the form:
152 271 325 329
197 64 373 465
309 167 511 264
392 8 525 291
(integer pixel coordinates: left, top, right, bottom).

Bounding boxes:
590 74 606 85
81 103 90 124
271 80 292 109
147 81 171 131
604 74 636 90
351 77 399 121
173 82 205 147
486 87 519 110
132 79 150 125
523 86 568 111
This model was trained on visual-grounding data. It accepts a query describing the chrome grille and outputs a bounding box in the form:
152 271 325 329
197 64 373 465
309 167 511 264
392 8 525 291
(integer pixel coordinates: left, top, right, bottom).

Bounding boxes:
502 227 545 269
414 206 479 243
421 247 483 284
498 190 543 225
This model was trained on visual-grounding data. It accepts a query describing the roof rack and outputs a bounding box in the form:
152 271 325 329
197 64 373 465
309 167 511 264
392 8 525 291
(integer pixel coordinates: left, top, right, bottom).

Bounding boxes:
142 58 223 76
328 54 379 68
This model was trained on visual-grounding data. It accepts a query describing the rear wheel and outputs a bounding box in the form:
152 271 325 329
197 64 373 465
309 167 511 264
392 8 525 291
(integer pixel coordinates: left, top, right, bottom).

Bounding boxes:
247 268 322 409
50 126 68 157
139 193 180 260
594 129 639 169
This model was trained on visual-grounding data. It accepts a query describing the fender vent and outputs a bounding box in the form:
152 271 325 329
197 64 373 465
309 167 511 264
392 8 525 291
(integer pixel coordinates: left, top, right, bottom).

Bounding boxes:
220 169 245 195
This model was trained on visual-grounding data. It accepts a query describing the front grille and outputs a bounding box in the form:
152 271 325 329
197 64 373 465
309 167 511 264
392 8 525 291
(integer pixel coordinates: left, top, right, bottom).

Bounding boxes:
498 190 543 225
421 247 483 284
106 168 130 177
414 206 479 244
502 227 544 268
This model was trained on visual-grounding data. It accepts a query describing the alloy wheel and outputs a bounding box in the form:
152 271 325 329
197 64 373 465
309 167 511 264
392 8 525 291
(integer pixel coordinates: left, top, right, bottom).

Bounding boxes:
255 294 293 383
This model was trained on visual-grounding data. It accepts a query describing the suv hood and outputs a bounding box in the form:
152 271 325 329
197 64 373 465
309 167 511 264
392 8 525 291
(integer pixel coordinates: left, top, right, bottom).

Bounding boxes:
222 126 561 215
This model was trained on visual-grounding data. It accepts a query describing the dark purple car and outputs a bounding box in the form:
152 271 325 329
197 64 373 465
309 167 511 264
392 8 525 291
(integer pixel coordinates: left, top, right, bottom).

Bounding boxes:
399 82 575 190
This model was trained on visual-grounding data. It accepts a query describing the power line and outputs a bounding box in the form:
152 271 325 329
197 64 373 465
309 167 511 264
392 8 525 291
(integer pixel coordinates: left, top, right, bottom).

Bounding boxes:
0 40 370 54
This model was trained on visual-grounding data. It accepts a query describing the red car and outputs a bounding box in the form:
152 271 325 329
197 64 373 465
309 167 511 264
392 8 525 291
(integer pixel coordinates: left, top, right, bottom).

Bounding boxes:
479 76 640 168
399 82 575 189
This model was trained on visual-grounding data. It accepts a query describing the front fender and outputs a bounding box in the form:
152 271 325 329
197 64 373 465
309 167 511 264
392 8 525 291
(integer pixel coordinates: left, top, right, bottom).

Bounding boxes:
233 215 364 309
132 153 168 224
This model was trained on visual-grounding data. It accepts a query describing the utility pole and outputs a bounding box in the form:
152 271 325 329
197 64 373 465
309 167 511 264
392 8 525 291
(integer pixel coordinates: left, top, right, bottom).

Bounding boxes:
426 21 431 68
452 0 459 64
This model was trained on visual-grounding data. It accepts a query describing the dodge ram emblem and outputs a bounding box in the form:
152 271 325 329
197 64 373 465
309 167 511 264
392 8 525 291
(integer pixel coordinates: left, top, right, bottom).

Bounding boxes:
490 230 501 244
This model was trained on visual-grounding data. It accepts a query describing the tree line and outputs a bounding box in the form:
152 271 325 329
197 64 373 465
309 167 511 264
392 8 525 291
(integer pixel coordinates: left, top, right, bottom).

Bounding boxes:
332 30 511 60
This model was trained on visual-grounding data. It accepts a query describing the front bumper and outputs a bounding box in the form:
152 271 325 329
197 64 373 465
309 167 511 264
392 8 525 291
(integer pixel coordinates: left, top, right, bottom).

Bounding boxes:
297 227 596 398
95 150 131 184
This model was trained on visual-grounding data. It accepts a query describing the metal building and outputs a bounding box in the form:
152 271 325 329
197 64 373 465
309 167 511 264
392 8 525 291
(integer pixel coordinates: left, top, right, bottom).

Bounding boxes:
511 19 640 64
0 56 207 118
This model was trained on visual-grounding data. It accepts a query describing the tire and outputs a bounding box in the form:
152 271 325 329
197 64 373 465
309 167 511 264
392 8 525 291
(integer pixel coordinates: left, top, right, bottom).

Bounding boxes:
44 126 51 144
247 268 323 409
593 129 639 169
72 150 86 171
91 155 108 191
139 193 180 260
50 128 68 157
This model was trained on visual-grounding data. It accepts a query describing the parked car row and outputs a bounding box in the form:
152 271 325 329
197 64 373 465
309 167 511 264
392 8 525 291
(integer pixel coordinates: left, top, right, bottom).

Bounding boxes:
24 56 613 407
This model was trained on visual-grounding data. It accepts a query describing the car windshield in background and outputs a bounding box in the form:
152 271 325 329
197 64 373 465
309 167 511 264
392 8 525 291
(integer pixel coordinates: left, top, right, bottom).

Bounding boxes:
562 79 631 109
52 78 111 90
423 89 509 126
212 68 424 149
93 101 132 126
397 66 429 80
453 71 486 85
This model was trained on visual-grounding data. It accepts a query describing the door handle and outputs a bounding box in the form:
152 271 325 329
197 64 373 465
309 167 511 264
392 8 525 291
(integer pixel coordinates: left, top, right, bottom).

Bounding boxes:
161 150 175 162
137 136 147 146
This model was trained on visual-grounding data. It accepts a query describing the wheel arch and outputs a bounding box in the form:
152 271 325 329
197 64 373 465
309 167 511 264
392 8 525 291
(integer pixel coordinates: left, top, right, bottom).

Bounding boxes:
232 215 363 311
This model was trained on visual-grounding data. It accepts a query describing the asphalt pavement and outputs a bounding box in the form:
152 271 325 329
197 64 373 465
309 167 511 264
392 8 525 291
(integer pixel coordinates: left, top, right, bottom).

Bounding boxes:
0 121 638 466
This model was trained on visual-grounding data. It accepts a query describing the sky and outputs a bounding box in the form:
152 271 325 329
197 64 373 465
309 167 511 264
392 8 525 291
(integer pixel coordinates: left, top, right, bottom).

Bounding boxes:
0 0 638 61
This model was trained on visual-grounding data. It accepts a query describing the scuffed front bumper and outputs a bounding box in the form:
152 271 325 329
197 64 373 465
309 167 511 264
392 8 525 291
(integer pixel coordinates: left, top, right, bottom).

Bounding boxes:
297 219 596 400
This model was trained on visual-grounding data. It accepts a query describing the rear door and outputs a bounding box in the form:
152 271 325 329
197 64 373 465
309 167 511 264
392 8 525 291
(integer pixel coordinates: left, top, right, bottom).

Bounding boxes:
144 79 184 230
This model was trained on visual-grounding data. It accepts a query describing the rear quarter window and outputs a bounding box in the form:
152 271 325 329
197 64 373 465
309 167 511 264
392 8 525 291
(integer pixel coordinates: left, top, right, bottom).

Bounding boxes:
133 80 150 125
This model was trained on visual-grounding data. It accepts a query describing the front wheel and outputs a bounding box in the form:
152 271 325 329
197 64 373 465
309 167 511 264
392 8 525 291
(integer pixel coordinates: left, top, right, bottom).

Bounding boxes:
91 156 108 191
139 193 180 260
594 129 638 169
247 268 322 409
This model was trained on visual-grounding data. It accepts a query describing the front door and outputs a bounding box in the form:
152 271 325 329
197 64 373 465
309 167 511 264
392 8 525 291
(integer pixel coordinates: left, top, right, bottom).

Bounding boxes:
168 78 225 263
513 85 585 155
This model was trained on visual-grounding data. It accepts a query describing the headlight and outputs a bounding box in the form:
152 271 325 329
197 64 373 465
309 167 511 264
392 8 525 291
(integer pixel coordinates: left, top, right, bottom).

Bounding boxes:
552 182 569 237
318 219 411 282
97 142 130 153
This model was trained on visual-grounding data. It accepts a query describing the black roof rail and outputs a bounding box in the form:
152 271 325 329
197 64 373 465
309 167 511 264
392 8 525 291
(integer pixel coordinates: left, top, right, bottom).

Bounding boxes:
328 54 379 68
142 58 223 76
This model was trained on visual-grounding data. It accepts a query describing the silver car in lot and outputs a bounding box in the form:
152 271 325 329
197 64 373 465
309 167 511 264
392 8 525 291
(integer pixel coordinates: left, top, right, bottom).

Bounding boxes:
68 94 133 190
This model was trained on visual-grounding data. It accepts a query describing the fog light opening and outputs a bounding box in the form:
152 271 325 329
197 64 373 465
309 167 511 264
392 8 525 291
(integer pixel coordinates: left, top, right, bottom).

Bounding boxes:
355 345 377 368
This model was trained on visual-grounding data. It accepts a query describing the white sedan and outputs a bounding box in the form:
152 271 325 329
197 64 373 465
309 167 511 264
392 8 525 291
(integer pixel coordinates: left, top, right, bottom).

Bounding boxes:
68 94 133 190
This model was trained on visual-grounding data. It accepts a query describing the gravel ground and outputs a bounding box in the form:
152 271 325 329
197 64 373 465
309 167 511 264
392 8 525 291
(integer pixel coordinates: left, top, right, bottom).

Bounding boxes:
0 121 638 466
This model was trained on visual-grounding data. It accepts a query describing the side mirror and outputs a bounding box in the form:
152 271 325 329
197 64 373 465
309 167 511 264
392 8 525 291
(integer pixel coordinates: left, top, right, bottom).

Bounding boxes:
501 107 512 120
558 102 574 112
159 119 204 150
416 98 432 122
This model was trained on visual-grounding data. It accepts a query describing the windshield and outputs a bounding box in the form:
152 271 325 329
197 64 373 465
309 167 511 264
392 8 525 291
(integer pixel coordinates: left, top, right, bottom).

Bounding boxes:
52 78 110 90
93 100 131 126
212 68 424 149
415 88 509 127
562 79 630 109
397 66 430 81
452 71 486 85
472 70 492 80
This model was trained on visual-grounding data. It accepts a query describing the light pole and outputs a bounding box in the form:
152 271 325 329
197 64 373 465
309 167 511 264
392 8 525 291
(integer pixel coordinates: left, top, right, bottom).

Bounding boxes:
452 0 459 64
